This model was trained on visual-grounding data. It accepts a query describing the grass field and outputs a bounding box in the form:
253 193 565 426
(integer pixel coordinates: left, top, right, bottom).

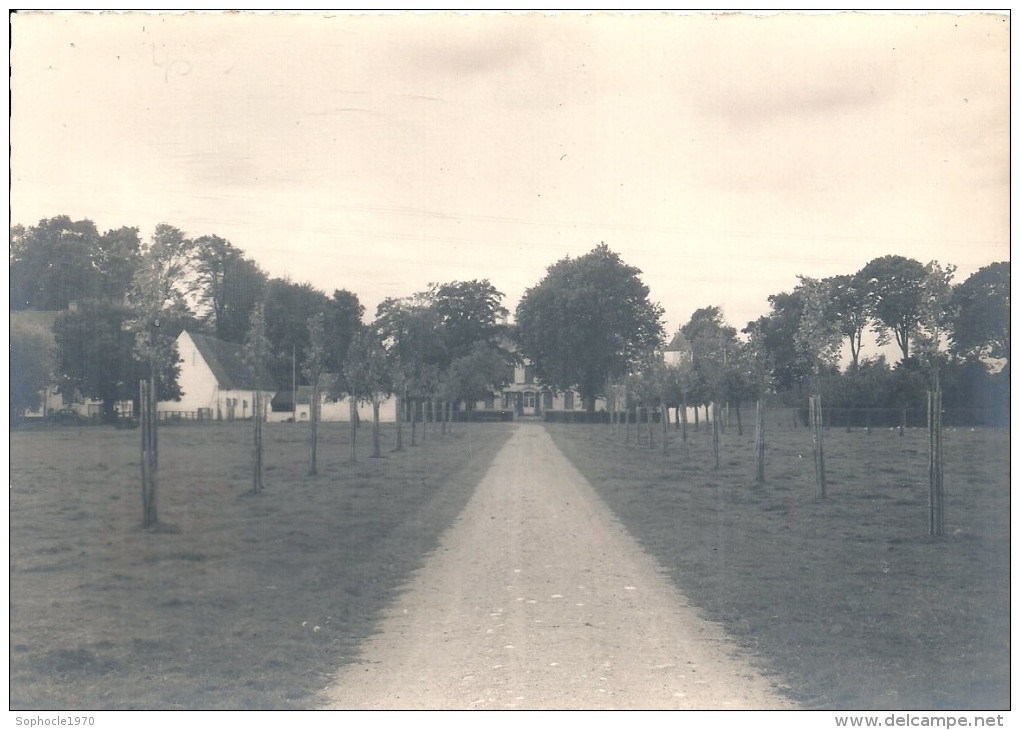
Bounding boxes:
9 419 514 710
9 415 1010 711
545 418 1010 710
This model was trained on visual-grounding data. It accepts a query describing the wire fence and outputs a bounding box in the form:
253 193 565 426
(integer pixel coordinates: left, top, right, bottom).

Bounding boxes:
705 404 1009 431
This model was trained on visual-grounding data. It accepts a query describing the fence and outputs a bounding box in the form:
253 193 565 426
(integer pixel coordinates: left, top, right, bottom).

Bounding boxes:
787 406 1007 430
451 409 515 423
544 410 610 424
717 405 1009 431
543 404 1007 430
156 408 216 423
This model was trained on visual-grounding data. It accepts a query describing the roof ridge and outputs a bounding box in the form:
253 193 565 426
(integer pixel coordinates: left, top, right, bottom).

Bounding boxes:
184 329 276 392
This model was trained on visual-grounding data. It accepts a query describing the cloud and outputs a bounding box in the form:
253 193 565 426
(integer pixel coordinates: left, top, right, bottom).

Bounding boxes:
398 18 532 78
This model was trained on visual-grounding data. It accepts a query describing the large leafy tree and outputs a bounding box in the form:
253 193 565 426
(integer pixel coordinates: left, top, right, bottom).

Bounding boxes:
10 319 54 422
374 295 446 443
93 226 144 303
375 294 448 397
10 216 142 310
11 217 100 310
515 243 664 411
826 271 871 369
428 279 509 362
263 278 331 387
324 289 366 382
859 254 928 363
680 306 740 406
796 277 844 369
54 301 181 422
193 235 268 343
913 261 957 387
743 290 812 396
950 261 1010 372
125 223 196 387
441 341 513 410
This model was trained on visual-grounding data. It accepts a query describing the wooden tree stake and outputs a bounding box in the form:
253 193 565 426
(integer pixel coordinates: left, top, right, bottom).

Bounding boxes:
754 398 766 485
928 389 945 537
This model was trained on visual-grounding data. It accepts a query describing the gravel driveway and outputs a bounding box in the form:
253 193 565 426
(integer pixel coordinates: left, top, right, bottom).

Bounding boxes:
321 424 796 710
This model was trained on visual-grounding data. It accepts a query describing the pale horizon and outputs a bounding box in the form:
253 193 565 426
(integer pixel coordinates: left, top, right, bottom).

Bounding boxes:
10 10 1010 347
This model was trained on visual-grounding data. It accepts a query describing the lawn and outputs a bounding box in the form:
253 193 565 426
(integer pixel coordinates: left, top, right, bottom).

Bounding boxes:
545 416 1010 710
9 419 514 710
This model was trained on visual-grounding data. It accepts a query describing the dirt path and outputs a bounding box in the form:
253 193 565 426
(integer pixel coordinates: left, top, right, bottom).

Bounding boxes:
320 424 796 710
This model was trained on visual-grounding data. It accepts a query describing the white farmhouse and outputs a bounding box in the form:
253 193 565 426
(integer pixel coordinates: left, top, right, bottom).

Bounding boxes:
160 330 277 421
268 376 397 423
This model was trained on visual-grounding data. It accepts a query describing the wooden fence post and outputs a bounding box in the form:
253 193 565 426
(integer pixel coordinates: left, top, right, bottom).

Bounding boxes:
139 378 158 527
754 399 766 485
661 402 668 456
711 402 721 470
252 389 264 494
681 394 689 455
928 390 945 537
810 395 826 499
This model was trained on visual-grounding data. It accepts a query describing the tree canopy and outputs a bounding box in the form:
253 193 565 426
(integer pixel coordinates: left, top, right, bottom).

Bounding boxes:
10 216 141 310
859 254 929 362
515 243 664 410
10 319 55 420
427 279 509 362
10 211 1006 426
55 300 181 421
193 235 268 343
950 262 1009 370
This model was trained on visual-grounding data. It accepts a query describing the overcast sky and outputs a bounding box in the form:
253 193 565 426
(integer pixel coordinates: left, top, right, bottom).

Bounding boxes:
10 10 1010 345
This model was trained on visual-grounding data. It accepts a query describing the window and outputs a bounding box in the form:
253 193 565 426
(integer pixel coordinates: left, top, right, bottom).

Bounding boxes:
564 391 574 410
524 365 534 385
524 392 536 408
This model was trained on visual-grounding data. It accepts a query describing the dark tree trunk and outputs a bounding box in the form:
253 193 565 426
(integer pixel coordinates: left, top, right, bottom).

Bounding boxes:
661 401 668 455
810 395 826 499
371 399 381 458
308 382 319 475
711 402 721 470
140 379 158 527
252 389 264 494
349 395 357 462
394 390 403 452
928 385 945 537
753 399 766 485
681 393 689 455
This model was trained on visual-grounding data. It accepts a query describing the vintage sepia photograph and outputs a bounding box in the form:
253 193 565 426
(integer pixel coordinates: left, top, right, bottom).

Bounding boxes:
8 9 1010 721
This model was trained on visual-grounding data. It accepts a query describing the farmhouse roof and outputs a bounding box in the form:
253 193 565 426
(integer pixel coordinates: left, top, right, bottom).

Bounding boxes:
188 331 278 392
665 331 685 351
270 375 340 410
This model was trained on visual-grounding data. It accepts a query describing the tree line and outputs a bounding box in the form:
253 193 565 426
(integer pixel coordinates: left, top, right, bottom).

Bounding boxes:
623 255 1009 433
11 216 1009 433
9 216 517 431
